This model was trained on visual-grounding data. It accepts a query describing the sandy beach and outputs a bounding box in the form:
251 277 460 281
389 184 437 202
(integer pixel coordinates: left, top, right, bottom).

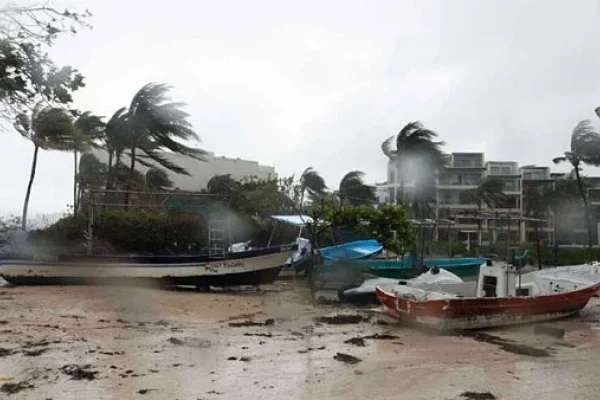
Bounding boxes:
2 280 600 400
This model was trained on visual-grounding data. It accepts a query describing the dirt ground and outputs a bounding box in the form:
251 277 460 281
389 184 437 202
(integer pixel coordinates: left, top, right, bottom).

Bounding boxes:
2 280 600 400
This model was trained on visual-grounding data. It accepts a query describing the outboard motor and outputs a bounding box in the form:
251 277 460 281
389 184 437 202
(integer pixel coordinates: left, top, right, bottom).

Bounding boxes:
486 258 493 266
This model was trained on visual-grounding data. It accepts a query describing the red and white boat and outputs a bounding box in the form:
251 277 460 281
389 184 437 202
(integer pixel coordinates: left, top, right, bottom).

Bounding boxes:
375 263 600 330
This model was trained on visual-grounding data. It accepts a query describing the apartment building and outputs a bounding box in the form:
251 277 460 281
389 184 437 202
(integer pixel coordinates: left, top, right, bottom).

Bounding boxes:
381 152 600 245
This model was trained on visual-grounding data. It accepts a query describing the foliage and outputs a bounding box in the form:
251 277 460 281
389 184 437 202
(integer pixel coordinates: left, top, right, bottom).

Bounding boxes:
30 208 284 254
78 153 107 187
553 119 600 247
299 167 327 203
307 203 415 254
125 83 207 175
14 102 77 149
145 167 173 191
0 3 91 118
338 171 376 206
381 121 446 207
15 102 77 229
207 174 240 197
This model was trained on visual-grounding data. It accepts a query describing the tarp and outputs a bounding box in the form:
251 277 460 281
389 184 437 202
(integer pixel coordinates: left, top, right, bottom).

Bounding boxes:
270 215 314 227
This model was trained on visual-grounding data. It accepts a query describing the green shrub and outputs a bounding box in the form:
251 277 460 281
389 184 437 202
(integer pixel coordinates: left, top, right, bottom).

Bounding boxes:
29 209 298 254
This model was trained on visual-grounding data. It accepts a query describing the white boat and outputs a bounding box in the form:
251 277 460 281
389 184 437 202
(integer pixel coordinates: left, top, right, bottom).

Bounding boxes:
338 267 464 305
0 245 295 288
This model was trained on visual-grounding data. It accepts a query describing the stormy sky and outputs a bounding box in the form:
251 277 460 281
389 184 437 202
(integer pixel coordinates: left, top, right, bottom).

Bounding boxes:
2 0 600 215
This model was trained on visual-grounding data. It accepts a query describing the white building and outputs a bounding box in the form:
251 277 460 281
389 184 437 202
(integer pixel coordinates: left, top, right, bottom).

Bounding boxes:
91 149 277 191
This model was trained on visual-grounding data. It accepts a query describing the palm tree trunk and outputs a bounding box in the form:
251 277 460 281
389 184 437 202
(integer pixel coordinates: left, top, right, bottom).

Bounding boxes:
105 150 114 191
73 151 78 213
574 166 593 248
125 147 136 207
22 145 40 230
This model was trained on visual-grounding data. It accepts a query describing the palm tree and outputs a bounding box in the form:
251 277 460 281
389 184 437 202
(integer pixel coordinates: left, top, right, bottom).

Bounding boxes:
14 103 76 229
145 167 173 191
73 111 105 211
382 121 445 205
464 177 505 245
338 171 376 205
553 120 600 248
104 107 131 190
125 83 207 202
299 167 327 205
78 153 108 194
207 174 240 197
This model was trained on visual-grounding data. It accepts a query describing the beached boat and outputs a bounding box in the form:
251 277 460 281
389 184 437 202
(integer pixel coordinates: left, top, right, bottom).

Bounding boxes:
375 263 600 330
356 256 487 279
318 239 383 264
338 267 464 305
0 244 296 288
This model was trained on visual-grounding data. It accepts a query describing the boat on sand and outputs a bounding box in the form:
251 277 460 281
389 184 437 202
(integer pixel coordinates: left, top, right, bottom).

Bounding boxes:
338 267 464 305
375 263 600 330
0 245 296 288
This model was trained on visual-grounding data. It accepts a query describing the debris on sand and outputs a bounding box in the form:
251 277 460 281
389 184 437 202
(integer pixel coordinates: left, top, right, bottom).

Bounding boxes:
228 319 274 327
471 333 551 357
333 352 362 364
137 388 156 394
363 333 399 340
1 381 33 394
240 356 251 362
460 391 497 400
298 346 326 354
345 333 399 346
243 332 274 337
344 337 366 347
168 337 185 345
0 348 13 357
167 337 211 348
533 324 566 339
23 348 47 357
227 356 238 360
314 314 366 325
60 364 98 380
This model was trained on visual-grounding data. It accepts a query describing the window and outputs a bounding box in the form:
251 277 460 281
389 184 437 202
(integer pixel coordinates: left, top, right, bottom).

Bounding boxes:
482 276 498 297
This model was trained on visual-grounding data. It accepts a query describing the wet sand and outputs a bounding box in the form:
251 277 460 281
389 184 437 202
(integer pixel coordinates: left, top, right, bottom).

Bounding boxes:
2 281 600 399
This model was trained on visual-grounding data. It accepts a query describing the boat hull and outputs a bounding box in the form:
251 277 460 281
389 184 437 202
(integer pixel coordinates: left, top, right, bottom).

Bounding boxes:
375 283 600 331
0 248 293 288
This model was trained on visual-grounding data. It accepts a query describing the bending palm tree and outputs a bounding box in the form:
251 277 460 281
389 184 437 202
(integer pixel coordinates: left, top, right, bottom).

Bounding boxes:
382 121 445 205
299 167 327 205
553 120 600 248
338 171 376 206
14 103 76 229
465 177 505 245
73 111 105 211
125 83 207 203
104 107 131 190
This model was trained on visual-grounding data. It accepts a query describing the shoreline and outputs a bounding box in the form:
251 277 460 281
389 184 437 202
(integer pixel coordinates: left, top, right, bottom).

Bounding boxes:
1 281 600 399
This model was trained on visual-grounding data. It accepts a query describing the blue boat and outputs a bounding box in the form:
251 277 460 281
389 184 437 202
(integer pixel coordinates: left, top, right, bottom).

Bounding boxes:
318 239 383 264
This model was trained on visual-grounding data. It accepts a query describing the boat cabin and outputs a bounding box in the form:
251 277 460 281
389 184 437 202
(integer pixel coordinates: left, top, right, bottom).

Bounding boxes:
475 264 534 297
